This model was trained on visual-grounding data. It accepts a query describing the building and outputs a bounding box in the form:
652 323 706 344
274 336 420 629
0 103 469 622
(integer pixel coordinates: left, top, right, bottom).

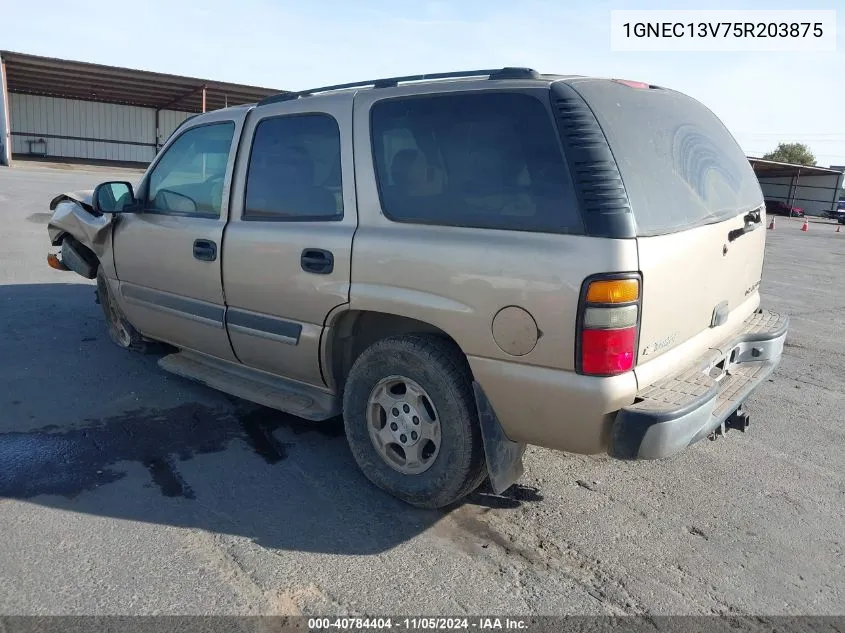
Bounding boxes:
0 51 285 166
748 158 844 217
830 166 845 200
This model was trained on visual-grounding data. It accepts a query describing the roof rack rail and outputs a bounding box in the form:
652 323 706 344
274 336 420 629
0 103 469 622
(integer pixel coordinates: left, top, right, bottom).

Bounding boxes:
257 67 540 106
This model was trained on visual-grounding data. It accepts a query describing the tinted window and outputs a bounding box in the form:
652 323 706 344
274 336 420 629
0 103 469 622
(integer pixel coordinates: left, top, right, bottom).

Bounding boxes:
244 114 343 220
147 122 234 216
571 80 763 236
371 92 581 233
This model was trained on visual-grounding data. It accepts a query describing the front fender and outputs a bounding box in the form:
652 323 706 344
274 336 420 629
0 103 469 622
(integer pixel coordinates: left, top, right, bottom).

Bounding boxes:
47 190 112 258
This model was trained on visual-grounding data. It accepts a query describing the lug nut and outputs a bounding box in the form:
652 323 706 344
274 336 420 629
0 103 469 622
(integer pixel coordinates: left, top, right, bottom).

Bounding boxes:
392 408 399 416
412 416 419 425
411 431 418 440
400 434 407 443
403 404 410 413
390 422 398 431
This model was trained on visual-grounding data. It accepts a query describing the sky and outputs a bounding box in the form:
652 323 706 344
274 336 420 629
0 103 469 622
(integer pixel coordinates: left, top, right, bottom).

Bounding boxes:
3 0 844 166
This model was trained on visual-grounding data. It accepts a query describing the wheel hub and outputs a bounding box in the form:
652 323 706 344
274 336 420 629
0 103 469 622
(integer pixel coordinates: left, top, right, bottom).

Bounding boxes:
387 401 423 447
366 375 441 475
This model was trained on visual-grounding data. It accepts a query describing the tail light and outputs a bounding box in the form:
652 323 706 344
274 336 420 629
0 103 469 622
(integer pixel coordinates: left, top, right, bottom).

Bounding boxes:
577 274 641 376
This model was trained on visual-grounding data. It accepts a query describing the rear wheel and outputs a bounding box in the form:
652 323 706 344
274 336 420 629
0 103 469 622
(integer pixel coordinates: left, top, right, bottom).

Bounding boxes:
342 334 486 508
95 267 151 353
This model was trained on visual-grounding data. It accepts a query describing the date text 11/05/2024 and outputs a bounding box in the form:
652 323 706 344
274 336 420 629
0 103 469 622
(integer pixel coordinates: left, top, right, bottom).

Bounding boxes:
307 617 529 631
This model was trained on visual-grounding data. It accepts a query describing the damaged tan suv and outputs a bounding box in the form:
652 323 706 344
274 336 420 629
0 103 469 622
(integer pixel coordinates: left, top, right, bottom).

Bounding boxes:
47 68 788 508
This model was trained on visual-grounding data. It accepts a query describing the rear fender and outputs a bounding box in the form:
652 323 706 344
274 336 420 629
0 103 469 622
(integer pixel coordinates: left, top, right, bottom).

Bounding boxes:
47 190 112 258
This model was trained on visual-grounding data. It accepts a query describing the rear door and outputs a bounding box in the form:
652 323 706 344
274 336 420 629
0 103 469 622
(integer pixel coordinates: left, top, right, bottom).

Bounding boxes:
567 79 766 383
222 94 356 387
113 109 246 361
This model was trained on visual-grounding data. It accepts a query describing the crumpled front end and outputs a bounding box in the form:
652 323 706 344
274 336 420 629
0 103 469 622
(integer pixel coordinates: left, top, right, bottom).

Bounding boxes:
46 190 111 257
46 190 112 279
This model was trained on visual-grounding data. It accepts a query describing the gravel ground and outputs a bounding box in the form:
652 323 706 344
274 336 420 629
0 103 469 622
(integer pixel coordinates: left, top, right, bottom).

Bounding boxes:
0 162 842 616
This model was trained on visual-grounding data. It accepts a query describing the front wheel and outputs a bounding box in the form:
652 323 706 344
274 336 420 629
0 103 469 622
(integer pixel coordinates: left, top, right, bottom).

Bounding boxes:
95 268 151 353
342 334 487 508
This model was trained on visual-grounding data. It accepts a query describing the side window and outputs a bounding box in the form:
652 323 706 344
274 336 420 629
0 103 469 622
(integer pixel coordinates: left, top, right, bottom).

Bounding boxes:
147 122 235 217
244 114 343 221
371 92 580 234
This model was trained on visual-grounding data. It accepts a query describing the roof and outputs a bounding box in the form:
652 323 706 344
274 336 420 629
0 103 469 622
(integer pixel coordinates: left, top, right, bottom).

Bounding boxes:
257 67 549 106
748 157 845 179
0 50 286 112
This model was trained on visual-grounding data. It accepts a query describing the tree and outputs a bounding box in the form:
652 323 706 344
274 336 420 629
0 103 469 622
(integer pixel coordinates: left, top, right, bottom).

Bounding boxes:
762 142 816 166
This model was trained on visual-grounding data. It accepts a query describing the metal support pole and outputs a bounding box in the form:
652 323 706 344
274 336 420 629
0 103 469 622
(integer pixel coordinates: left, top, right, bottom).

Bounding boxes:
201 85 207 113
787 173 796 208
791 168 802 215
154 108 160 154
0 59 12 166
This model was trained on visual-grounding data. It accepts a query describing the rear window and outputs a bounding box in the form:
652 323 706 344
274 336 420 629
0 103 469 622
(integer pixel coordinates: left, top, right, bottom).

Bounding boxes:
570 80 763 236
371 92 581 234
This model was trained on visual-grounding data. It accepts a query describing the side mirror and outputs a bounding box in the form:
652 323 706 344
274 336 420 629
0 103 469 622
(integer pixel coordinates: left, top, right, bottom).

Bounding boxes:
93 181 135 214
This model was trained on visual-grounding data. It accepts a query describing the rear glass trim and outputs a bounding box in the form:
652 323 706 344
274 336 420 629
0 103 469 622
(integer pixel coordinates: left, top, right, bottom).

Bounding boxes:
550 81 636 239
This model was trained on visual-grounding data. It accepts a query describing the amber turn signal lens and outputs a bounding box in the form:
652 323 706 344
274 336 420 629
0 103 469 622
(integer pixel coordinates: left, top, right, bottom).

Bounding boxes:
586 279 639 304
47 254 69 271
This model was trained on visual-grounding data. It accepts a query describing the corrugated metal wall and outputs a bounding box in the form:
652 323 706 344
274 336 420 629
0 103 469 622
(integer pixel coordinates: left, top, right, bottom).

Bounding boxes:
158 109 193 145
9 93 192 164
758 173 844 216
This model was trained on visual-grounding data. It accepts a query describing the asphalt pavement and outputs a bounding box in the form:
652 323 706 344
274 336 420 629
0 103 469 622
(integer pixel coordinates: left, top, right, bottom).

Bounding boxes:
0 162 842 616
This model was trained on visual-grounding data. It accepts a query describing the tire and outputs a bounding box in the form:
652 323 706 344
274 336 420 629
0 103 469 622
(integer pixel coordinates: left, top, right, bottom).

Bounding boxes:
342 334 487 508
95 267 152 353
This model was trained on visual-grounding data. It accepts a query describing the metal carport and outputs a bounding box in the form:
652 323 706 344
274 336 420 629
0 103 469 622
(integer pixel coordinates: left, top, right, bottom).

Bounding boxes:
748 158 845 218
0 51 285 166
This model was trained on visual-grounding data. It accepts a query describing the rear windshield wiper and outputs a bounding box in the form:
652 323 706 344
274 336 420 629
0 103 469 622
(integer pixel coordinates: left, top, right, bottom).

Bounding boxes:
728 210 762 242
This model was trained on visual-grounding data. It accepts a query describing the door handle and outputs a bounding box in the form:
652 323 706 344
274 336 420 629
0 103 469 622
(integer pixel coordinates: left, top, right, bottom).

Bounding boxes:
193 239 217 262
301 248 334 274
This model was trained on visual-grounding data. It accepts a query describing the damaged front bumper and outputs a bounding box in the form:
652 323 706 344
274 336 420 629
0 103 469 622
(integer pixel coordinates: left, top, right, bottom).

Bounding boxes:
610 309 789 460
46 190 110 279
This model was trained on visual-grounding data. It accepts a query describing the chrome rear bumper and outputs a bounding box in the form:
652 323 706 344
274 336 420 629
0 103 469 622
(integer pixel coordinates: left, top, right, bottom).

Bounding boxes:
610 309 789 460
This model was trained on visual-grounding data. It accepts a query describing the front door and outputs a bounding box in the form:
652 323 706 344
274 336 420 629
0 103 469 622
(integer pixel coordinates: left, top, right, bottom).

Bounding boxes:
112 110 246 361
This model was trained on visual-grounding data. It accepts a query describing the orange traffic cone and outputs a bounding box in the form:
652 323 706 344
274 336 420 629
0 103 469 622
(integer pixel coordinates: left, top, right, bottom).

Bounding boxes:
801 219 809 232
768 217 775 230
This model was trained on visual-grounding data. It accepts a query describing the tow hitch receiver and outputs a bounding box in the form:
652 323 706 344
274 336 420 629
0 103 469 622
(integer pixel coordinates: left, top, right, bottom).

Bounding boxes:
709 405 750 440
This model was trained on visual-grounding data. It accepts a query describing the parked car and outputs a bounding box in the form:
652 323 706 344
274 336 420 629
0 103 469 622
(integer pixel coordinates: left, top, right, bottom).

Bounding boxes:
764 199 804 217
46 68 788 508
832 201 845 224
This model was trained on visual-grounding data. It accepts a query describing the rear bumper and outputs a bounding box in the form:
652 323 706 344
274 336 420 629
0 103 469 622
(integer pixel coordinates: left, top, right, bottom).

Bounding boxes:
610 309 789 460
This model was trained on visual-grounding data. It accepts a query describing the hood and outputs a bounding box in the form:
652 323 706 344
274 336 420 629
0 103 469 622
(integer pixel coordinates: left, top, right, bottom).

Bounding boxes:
49 189 95 212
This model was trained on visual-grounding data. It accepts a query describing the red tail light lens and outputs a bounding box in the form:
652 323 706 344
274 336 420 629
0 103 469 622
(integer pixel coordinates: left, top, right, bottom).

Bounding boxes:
581 327 637 375
578 275 641 376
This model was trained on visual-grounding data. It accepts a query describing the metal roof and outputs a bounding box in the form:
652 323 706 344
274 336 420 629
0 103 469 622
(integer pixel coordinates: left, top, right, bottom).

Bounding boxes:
0 50 286 112
748 157 844 178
